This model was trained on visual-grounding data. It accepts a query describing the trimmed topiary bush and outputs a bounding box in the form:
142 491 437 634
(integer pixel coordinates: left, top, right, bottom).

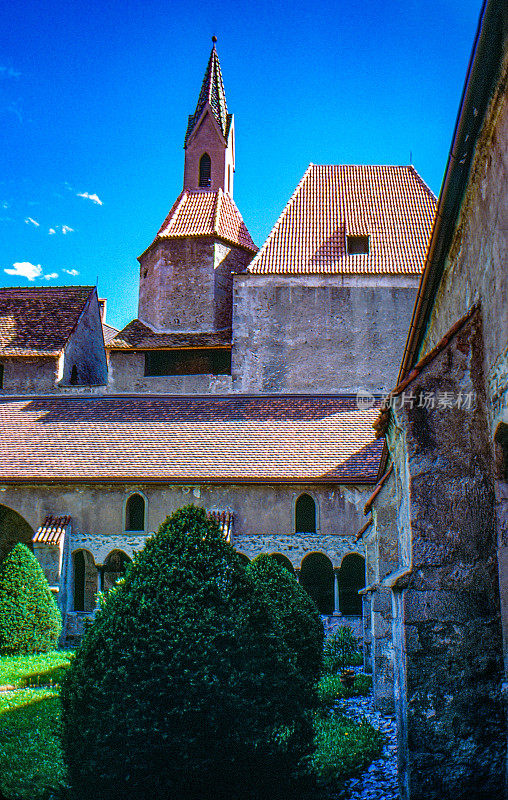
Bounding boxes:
247 553 324 688
0 543 62 654
322 626 362 675
61 506 315 800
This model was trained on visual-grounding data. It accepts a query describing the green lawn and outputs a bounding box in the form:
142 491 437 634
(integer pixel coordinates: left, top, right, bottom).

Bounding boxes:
0 687 67 800
0 650 72 689
0 653 382 800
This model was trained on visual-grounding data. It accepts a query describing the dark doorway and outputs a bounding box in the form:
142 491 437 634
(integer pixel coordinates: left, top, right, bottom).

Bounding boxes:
300 552 334 614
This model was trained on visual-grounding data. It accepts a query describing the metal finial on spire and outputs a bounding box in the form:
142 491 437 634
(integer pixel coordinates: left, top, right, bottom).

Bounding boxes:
212 35 217 45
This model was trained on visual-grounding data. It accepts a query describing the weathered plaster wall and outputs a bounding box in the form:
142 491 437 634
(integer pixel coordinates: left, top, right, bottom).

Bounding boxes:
364 474 399 712
138 238 251 334
0 481 372 602
232 274 419 393
387 313 505 799
61 291 108 386
0 356 59 393
107 350 233 393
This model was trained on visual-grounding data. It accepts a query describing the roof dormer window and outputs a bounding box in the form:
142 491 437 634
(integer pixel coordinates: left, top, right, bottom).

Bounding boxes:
347 235 369 255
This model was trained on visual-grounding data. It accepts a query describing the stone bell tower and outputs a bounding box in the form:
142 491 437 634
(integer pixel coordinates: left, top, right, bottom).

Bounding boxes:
137 38 256 334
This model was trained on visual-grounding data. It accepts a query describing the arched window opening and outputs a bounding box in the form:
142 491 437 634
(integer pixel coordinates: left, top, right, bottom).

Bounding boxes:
237 552 250 566
270 553 296 576
125 494 145 531
0 504 34 562
73 550 98 612
299 552 334 614
102 550 131 594
338 553 365 616
69 365 78 385
295 494 316 533
199 153 211 188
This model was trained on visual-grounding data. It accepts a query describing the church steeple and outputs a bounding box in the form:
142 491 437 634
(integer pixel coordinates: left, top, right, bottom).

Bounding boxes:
183 38 235 196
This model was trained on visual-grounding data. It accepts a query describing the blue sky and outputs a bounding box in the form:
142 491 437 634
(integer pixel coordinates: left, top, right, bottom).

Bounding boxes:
0 0 482 330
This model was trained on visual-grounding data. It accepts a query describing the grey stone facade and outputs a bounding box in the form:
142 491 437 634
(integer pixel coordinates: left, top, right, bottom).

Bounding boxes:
232 275 420 394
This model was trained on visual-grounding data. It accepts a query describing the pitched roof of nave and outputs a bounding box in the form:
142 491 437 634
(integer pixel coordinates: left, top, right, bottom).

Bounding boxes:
0 394 384 483
141 188 257 256
184 40 232 146
108 319 231 350
0 286 96 356
248 164 437 275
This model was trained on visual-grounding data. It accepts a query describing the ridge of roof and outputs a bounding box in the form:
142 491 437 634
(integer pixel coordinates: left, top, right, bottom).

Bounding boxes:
247 164 436 276
185 42 229 146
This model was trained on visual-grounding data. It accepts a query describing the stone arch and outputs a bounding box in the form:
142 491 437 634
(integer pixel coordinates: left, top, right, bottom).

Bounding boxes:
300 552 334 614
0 504 34 562
295 493 317 534
125 492 146 532
102 549 132 594
73 549 98 612
338 553 365 616
199 152 211 188
236 552 250 566
270 553 296 575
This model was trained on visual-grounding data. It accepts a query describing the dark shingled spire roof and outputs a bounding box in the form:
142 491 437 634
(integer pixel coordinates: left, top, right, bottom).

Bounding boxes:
184 41 232 146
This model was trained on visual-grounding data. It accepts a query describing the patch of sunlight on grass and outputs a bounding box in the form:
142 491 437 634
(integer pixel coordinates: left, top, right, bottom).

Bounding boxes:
0 688 68 799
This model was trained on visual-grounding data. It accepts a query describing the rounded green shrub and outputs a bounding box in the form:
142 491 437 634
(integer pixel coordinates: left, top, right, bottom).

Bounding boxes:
61 506 314 800
0 543 62 654
322 625 362 675
246 553 324 688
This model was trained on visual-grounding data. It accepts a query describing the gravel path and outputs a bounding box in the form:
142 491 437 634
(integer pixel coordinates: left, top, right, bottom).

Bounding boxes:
333 691 398 800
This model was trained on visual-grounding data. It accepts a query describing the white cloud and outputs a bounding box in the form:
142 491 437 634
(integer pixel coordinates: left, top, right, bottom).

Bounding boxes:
48 228 56 235
61 225 74 234
63 268 79 276
43 272 59 280
4 262 42 280
0 67 21 78
2 202 9 209
24 217 40 227
77 191 103 205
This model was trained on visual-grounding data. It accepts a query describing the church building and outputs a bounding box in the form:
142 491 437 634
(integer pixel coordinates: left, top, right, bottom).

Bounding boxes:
0 39 435 645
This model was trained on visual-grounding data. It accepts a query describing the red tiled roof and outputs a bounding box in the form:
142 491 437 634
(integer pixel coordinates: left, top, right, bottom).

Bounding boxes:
109 319 231 350
0 287 95 356
0 395 384 483
248 165 436 275
33 515 71 545
146 189 257 254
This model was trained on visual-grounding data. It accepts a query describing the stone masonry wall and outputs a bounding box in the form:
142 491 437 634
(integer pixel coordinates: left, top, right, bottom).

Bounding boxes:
107 350 233 393
388 312 505 799
138 238 252 335
232 274 419 393
0 356 59 393
364 473 399 712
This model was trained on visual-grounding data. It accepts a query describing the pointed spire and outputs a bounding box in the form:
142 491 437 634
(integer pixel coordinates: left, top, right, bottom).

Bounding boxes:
185 38 231 146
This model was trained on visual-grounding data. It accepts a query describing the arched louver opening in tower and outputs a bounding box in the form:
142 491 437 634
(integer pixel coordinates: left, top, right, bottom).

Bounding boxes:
199 153 211 188
295 494 316 533
338 554 365 616
125 494 145 532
